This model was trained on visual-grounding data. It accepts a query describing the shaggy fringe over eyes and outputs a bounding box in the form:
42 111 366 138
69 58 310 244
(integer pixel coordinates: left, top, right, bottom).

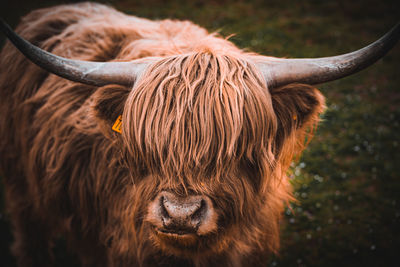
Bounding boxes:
122 51 278 189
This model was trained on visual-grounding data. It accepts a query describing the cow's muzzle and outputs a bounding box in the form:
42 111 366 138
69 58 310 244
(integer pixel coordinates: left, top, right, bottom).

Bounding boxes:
147 191 218 237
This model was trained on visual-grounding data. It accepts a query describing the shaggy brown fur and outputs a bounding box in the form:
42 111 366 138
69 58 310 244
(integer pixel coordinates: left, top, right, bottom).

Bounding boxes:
0 2 324 267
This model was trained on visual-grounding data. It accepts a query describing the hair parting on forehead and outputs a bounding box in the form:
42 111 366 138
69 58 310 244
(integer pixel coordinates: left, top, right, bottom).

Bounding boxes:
121 50 279 188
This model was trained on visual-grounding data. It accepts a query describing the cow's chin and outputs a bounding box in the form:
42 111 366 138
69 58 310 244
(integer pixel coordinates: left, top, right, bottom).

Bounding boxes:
150 226 220 258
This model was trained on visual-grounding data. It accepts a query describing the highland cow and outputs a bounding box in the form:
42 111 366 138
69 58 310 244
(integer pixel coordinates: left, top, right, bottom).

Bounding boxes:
0 2 398 267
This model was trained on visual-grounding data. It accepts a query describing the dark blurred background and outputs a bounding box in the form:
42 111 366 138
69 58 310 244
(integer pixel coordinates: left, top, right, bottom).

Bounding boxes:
0 0 399 266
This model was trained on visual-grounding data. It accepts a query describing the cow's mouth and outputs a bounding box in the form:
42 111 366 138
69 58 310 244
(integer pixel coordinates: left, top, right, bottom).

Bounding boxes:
152 226 201 251
157 227 196 236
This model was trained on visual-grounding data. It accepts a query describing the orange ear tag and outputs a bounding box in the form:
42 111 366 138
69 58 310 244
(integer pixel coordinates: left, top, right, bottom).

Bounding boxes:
112 115 122 133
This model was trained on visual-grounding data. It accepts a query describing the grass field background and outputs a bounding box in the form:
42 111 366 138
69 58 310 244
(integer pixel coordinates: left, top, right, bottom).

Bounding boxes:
0 0 399 266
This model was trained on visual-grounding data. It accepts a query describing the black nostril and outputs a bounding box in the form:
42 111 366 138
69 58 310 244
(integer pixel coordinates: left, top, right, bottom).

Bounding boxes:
159 196 171 223
190 199 206 226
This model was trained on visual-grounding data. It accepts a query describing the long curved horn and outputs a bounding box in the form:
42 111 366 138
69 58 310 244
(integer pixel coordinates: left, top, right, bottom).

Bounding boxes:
0 18 151 87
256 23 400 89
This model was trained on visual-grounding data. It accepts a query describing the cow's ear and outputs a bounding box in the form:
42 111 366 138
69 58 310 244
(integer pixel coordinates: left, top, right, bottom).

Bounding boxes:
91 85 130 135
270 83 325 150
